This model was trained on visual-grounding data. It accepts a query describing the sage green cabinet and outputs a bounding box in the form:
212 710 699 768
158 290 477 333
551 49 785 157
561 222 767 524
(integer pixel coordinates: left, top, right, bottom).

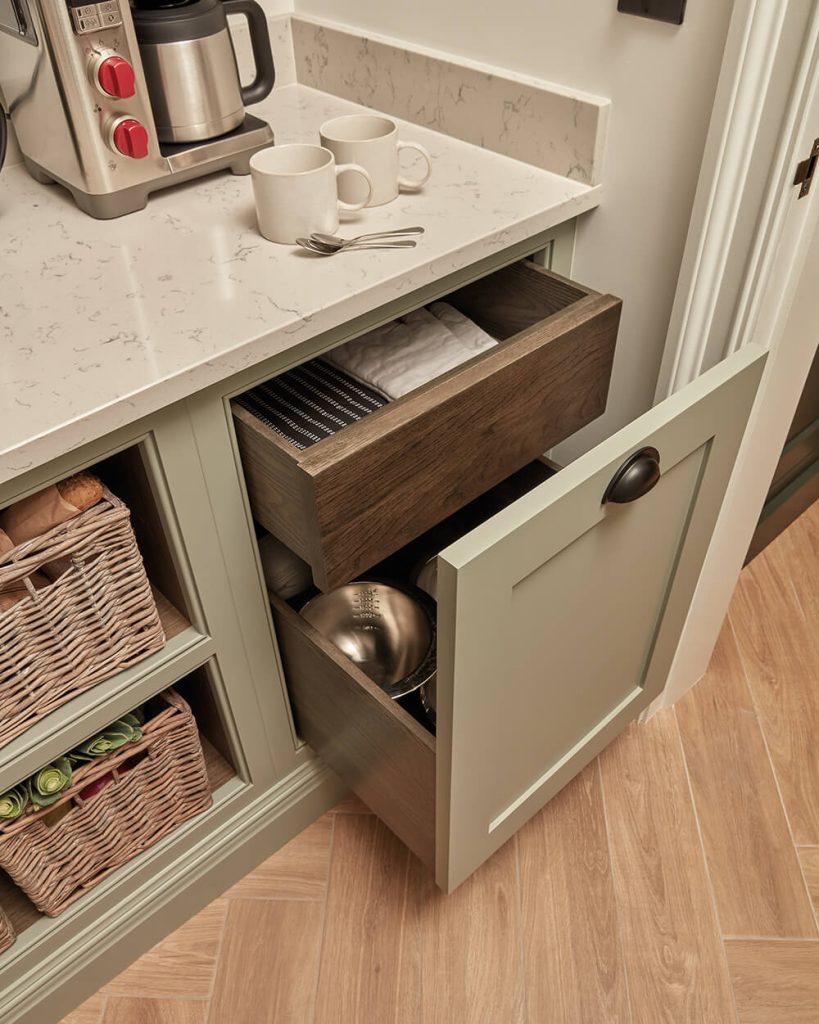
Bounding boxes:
0 404 330 1024
434 344 765 889
0 223 767 1019
270 344 766 892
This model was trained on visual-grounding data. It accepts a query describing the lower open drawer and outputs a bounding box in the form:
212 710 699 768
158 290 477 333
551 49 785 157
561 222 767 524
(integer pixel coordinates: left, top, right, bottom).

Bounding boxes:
268 462 557 871
265 344 766 892
271 593 437 867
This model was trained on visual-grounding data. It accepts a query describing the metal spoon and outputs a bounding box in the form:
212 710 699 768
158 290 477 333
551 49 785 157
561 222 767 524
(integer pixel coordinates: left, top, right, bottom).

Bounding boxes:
297 237 417 252
296 237 417 255
310 226 425 251
298 243 417 256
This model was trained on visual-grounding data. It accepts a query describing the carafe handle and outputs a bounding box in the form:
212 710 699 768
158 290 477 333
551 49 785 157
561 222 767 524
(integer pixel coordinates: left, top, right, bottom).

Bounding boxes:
223 0 276 107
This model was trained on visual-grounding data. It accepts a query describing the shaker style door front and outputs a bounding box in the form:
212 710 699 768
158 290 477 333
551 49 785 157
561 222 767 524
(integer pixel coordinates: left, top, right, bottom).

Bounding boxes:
434 345 766 891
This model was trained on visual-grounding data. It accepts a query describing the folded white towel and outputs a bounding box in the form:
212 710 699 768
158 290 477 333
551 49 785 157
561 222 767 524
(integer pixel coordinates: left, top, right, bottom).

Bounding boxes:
428 302 497 354
325 303 497 400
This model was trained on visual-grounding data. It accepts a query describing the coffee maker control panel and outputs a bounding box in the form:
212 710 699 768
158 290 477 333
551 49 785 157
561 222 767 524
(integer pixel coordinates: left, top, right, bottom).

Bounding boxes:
93 52 135 97
69 0 122 34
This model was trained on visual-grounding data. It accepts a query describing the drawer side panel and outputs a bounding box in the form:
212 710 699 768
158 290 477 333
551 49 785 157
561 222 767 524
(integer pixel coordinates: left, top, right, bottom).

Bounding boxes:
233 405 319 565
269 595 436 869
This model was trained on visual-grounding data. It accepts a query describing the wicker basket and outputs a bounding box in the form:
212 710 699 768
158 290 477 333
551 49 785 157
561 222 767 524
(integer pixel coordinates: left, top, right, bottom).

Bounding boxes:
0 488 165 749
0 689 211 916
0 903 14 955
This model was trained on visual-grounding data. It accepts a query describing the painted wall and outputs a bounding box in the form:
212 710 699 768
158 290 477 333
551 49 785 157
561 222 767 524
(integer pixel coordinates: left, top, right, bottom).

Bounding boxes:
257 0 294 13
292 0 736 448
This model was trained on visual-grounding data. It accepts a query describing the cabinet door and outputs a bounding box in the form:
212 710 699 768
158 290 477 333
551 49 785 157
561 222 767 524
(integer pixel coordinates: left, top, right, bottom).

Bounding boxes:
435 345 766 891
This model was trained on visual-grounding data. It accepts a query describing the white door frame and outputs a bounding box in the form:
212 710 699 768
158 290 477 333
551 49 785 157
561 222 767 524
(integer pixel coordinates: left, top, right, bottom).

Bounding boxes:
653 0 819 709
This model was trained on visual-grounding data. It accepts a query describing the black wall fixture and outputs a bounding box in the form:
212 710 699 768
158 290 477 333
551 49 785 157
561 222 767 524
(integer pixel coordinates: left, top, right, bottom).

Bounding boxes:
617 0 687 24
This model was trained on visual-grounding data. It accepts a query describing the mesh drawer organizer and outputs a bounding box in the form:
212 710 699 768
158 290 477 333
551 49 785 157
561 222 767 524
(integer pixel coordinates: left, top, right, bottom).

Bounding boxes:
0 690 211 916
0 488 165 749
235 359 388 451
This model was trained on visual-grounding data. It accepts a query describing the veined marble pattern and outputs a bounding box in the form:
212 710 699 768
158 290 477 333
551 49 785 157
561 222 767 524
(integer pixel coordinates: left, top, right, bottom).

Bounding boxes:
0 84 599 486
290 16 609 186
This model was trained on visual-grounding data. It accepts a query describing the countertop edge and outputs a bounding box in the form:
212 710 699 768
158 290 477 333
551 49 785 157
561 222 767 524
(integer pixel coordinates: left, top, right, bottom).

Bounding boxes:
0 184 600 489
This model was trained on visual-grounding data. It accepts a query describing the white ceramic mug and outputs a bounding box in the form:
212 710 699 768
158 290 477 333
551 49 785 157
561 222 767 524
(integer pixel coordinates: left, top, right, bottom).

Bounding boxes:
319 115 432 207
249 144 373 245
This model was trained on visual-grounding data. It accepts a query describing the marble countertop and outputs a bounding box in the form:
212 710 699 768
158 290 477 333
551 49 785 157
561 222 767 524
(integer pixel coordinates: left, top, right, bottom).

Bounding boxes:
0 83 600 486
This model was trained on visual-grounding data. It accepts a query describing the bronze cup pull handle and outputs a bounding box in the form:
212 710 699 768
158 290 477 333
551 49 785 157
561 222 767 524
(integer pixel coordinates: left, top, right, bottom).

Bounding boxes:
603 447 661 504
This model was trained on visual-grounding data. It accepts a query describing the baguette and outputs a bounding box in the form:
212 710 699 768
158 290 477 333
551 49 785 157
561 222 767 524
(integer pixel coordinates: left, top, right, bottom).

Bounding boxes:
0 472 103 546
56 472 104 512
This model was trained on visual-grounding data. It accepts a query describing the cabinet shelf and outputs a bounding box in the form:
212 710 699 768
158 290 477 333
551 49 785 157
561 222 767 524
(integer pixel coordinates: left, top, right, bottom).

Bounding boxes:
0 590 215 794
0 734 236 946
0 759 246 1024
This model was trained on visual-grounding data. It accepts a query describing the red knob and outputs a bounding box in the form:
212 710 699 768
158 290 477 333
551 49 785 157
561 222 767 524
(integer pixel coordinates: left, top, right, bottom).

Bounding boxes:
112 119 149 159
97 56 135 99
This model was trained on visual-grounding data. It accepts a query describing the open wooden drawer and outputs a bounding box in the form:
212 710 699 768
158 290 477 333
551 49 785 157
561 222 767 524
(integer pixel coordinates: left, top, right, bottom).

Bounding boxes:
269 346 766 892
233 260 621 591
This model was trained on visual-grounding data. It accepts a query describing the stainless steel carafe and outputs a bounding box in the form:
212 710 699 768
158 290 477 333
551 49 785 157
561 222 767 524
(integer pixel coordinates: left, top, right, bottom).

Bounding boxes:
132 0 275 143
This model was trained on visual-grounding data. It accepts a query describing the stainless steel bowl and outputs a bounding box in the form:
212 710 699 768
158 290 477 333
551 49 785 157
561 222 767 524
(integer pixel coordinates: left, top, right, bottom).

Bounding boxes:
414 555 438 600
301 581 436 700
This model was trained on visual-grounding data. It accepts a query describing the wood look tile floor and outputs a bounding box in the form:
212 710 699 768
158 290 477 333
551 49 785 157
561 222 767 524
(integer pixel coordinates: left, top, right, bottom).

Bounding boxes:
62 503 819 1024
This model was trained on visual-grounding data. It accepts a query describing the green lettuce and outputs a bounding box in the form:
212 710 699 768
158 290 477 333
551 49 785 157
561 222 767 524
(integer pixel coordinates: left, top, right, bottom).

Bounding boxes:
28 757 72 810
0 785 29 821
68 714 143 764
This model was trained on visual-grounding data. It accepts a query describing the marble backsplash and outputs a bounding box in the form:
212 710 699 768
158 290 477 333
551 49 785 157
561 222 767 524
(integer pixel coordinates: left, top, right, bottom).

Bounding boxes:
289 15 609 185
4 12 608 186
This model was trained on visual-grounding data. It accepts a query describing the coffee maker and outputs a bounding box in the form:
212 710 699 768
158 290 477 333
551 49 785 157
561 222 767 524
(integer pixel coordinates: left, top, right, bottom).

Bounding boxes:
0 0 275 218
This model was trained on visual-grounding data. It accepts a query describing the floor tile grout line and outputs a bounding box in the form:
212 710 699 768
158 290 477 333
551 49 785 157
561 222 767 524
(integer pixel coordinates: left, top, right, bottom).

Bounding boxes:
671 708 741 1024
757 532 812 625
512 831 530 1024
390 839 415 1024
203 893 231 1024
793 847 819 937
672 703 729 939
722 935 819 942
97 995 108 1024
727 611 819 936
765 527 812 624
310 812 336 1024
594 754 635 1024
796 844 819 849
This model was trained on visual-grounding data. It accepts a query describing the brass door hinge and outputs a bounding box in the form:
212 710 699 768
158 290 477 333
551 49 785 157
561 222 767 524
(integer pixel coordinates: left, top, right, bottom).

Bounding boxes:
794 138 819 199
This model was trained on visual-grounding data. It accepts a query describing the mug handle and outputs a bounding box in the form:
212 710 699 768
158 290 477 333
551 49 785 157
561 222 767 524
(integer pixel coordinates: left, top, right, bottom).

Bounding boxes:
397 142 432 192
336 163 373 212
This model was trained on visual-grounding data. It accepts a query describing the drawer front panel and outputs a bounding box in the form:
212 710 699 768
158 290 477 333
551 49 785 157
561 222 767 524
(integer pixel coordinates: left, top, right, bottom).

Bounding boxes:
306 295 620 589
234 261 621 591
269 594 436 868
433 345 766 891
